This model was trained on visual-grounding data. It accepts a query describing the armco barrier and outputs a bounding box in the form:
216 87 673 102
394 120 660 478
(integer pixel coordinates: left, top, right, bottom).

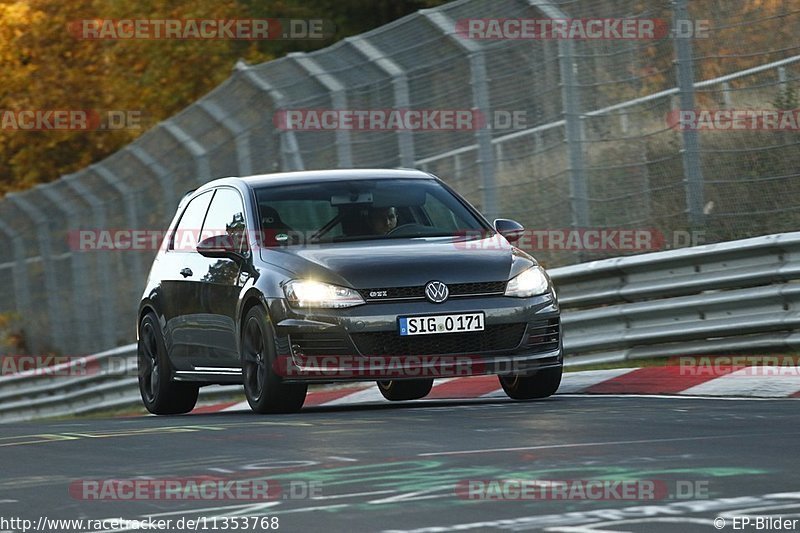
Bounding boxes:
1 231 798 422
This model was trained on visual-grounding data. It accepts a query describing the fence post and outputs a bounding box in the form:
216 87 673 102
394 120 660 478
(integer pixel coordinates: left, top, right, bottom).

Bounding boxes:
198 100 252 176
423 9 497 220
720 82 732 108
38 183 93 354
348 36 416 168
0 217 32 350
673 0 705 229
529 0 589 231
288 52 353 168
778 66 787 95
91 163 144 293
234 62 305 171
6 193 67 352
64 174 117 349
126 145 177 217
162 121 211 185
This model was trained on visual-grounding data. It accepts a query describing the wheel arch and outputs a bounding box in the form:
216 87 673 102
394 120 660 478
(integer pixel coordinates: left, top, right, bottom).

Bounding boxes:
137 301 158 341
237 290 273 353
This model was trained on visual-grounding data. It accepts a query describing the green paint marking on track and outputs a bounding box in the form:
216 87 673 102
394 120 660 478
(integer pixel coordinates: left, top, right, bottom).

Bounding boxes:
267 461 767 496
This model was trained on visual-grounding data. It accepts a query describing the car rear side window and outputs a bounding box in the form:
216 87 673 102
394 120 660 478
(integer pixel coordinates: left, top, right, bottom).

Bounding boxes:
202 188 248 254
170 191 213 252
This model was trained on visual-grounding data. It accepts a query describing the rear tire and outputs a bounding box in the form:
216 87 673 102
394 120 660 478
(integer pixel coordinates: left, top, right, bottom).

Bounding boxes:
242 306 307 413
138 312 199 415
377 379 434 401
499 366 562 400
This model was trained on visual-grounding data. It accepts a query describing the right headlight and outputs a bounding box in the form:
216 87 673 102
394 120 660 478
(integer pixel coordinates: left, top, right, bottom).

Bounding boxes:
504 266 550 298
284 280 365 308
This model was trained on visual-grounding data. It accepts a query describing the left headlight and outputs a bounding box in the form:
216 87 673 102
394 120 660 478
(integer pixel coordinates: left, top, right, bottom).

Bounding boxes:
504 266 550 298
284 280 365 308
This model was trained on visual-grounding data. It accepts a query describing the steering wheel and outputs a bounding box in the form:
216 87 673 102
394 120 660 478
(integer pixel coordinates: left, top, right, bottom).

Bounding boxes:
385 223 420 237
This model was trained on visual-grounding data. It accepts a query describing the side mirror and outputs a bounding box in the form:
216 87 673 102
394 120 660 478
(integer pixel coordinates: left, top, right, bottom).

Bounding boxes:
197 235 242 260
494 218 525 243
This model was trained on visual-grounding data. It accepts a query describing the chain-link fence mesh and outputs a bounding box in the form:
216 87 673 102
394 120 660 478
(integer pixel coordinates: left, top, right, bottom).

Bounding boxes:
0 0 798 354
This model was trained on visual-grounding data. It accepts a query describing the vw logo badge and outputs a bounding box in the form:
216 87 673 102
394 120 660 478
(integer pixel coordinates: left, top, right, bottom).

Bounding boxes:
425 281 449 303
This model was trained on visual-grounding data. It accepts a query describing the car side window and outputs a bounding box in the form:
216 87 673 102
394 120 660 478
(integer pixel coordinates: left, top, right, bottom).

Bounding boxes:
170 191 213 252
202 188 249 254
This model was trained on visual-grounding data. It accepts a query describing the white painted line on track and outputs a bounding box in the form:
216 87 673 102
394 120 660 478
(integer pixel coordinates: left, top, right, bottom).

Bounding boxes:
311 489 395 501
381 492 800 533
323 386 385 406
220 400 251 412
557 368 641 393
544 517 714 532
681 367 800 397
417 431 800 457
482 368 637 398
273 503 349 514
146 502 280 517
557 393 798 400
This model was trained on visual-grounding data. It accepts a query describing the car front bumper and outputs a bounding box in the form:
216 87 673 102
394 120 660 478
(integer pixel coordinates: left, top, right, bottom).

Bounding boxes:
267 293 562 382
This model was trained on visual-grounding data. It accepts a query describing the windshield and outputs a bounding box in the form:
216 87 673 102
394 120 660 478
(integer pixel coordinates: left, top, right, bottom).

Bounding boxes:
254 178 489 245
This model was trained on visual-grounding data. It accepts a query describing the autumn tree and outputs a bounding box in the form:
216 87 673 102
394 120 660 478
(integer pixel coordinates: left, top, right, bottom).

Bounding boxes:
0 0 445 195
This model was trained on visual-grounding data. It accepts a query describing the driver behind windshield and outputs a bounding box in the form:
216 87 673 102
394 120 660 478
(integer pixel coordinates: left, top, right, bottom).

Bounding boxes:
366 206 397 235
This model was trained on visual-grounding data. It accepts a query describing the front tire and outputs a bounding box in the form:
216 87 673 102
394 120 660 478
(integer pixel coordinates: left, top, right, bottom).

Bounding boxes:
138 312 199 415
499 366 562 400
242 306 307 413
377 379 434 401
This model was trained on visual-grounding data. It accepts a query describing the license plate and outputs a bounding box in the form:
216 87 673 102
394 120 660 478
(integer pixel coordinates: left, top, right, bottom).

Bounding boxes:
398 312 485 336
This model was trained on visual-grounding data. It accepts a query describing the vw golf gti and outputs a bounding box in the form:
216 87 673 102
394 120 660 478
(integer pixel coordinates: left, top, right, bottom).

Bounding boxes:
137 169 562 414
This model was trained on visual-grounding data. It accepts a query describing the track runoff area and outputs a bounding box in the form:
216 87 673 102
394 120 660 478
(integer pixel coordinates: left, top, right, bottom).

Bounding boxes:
1 355 799 533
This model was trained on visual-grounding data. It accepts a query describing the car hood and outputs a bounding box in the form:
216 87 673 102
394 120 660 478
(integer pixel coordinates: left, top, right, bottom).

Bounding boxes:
259 236 534 288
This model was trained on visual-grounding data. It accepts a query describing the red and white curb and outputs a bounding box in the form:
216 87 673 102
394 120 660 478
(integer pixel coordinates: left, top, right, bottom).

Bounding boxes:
192 366 800 414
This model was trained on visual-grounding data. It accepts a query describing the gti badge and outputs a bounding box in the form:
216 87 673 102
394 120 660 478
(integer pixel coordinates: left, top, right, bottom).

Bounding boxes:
424 281 449 303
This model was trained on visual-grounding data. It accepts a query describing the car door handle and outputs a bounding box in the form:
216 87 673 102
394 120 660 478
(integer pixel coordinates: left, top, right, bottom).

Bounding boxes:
180 267 193 278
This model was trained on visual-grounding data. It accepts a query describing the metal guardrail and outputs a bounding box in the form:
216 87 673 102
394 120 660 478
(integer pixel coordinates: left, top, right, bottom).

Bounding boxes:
2 231 798 422
0 344 236 423
554 232 800 365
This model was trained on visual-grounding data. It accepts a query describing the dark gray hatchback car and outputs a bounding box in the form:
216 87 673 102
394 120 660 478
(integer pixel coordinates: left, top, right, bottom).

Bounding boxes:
137 169 562 414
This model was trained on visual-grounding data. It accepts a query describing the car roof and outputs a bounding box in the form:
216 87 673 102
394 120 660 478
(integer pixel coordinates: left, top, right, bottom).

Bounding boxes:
197 168 436 193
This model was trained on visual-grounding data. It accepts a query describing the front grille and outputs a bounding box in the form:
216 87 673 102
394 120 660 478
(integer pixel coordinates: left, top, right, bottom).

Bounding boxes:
450 281 507 295
359 281 506 302
289 331 352 356
526 318 560 353
351 323 526 356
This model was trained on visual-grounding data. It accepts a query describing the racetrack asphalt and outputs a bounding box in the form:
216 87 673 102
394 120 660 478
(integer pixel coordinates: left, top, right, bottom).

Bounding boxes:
1 395 798 533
